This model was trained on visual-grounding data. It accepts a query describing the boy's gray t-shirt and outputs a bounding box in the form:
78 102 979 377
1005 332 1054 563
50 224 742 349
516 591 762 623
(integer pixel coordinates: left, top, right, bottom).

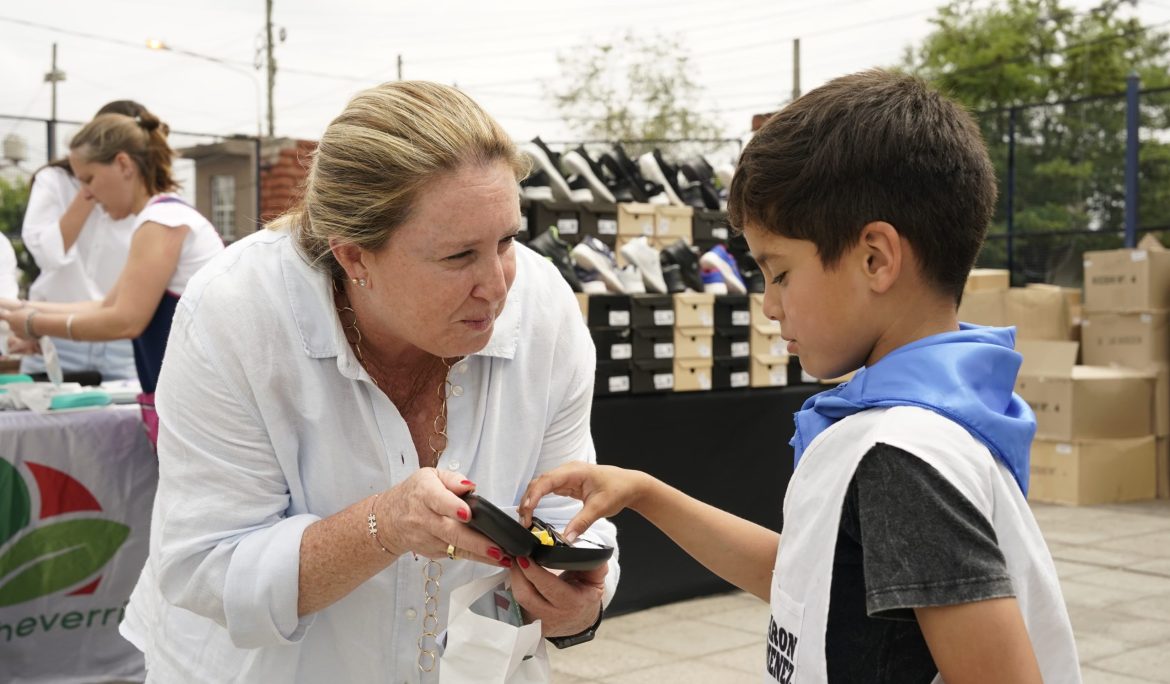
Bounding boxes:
822 442 1016 683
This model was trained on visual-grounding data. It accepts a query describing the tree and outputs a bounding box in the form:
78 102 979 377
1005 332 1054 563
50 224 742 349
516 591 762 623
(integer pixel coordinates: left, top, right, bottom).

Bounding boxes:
0 175 36 290
547 32 725 151
901 0 1170 284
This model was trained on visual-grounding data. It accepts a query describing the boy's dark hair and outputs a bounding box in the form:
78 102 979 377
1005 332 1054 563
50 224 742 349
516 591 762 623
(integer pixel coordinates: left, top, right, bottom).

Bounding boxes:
727 69 997 303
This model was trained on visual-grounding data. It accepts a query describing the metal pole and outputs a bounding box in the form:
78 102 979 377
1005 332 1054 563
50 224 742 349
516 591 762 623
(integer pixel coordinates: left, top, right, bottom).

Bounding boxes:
397 54 403 80
266 0 276 138
46 43 60 160
1006 107 1017 280
791 39 801 102
1124 71 1140 248
254 135 263 232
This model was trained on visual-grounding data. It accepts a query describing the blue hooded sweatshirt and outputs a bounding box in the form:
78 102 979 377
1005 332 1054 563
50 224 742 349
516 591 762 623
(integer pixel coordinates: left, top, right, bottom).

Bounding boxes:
790 324 1036 494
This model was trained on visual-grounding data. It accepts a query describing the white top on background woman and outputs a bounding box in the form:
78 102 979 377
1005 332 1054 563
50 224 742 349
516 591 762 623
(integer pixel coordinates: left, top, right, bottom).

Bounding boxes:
117 81 619 682
18 100 151 381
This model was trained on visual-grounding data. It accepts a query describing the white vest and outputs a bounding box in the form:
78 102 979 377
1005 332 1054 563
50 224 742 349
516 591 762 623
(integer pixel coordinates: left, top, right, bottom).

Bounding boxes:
766 406 1080 683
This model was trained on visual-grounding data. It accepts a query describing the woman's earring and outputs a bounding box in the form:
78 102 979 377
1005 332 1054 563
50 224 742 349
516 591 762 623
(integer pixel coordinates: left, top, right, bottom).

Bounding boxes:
351 277 367 288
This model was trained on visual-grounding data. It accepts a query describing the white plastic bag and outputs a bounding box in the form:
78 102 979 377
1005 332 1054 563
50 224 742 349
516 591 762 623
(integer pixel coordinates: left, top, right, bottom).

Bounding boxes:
439 571 551 684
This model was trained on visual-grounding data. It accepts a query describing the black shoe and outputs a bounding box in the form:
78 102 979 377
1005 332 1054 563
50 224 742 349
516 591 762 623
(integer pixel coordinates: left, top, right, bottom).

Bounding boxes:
661 263 687 294
612 145 666 202
528 227 582 291
678 183 711 210
680 157 716 184
741 267 766 293
660 239 704 293
562 147 616 204
522 138 573 203
600 152 650 203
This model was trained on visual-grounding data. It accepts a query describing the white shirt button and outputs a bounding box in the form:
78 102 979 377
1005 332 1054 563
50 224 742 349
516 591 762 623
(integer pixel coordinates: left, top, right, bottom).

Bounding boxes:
451 385 464 397
405 608 417 620
447 461 460 470
456 362 469 374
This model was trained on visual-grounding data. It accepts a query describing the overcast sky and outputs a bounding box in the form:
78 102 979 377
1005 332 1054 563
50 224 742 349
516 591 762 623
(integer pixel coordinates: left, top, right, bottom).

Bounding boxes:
4 0 1170 171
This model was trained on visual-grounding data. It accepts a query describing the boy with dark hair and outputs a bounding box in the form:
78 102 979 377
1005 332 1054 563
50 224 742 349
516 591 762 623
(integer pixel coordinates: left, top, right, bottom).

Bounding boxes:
517 70 1080 682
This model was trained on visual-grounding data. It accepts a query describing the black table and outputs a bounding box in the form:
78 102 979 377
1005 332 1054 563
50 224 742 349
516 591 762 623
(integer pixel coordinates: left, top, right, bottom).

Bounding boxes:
591 385 821 615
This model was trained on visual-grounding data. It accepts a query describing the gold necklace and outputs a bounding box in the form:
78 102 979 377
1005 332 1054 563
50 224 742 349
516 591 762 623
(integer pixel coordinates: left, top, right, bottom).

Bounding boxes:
334 286 456 673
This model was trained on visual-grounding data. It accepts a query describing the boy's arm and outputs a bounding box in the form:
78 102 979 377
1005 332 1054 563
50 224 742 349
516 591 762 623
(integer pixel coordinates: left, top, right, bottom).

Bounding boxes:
520 463 779 600
916 598 1042 684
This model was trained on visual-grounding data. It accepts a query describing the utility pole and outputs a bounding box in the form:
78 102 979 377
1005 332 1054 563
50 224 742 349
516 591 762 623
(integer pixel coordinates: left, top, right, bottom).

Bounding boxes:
44 43 66 159
397 54 403 80
265 0 276 138
791 38 801 103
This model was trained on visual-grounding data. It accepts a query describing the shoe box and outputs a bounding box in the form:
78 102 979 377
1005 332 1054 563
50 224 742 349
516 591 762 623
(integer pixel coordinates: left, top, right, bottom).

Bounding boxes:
655 205 694 242
714 295 752 360
592 327 633 362
693 210 731 252
672 292 714 392
713 356 751 390
596 359 633 396
587 294 633 329
528 200 584 244
578 209 619 248
675 292 715 328
588 294 633 396
633 327 676 361
630 294 676 393
630 294 676 328
751 355 790 388
631 359 675 394
674 358 713 392
617 203 657 239
749 293 787 358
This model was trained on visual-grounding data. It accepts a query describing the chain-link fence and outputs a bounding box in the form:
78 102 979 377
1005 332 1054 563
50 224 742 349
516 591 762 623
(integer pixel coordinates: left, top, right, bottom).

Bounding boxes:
973 84 1170 287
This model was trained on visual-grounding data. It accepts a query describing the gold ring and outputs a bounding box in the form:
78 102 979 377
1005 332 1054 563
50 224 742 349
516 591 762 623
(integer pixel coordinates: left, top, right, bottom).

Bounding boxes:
446 544 458 560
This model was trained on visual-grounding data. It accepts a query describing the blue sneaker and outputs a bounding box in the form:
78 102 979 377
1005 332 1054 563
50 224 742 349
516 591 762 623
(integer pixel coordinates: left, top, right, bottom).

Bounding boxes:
701 267 728 294
700 244 746 294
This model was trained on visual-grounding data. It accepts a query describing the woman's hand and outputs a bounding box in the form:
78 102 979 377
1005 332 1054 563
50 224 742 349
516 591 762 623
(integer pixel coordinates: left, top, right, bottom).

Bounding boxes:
378 468 512 567
0 298 24 311
518 462 647 543
3 336 40 356
0 308 34 341
510 559 606 637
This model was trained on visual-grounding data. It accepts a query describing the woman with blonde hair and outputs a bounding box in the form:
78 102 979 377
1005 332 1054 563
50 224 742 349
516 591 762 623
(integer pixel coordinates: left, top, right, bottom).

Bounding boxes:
1 108 224 441
116 81 619 681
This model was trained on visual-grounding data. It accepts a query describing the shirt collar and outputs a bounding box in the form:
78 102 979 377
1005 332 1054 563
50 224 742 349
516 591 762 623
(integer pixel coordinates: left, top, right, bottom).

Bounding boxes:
280 236 521 362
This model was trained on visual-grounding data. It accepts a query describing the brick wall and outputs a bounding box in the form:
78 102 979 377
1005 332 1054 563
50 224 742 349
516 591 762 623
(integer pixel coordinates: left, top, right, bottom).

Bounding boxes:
259 139 317 223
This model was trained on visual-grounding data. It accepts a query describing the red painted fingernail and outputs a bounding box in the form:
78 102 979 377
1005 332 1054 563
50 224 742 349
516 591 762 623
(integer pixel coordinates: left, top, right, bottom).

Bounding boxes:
518 557 530 569
487 547 502 560
461 479 475 486
457 509 469 521
499 557 513 568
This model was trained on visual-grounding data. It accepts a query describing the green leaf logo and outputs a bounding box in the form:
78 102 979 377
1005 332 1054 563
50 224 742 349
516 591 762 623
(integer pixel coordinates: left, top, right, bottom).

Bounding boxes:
0 457 31 548
0 519 130 607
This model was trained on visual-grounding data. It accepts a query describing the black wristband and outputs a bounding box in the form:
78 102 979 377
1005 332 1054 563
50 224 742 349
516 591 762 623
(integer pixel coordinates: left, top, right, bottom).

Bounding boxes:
547 602 603 649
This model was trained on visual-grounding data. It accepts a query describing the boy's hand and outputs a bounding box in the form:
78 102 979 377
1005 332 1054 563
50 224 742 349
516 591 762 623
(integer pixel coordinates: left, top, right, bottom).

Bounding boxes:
519 463 645 543
915 597 1042 684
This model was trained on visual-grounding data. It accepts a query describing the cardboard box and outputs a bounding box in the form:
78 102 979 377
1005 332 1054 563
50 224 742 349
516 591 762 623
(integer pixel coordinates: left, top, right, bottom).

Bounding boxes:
714 328 751 359
1083 235 1170 311
693 209 730 243
579 209 619 247
1029 437 1156 505
1158 436 1169 499
630 294 675 329
1016 340 1155 440
575 293 588 323
751 321 788 359
751 354 789 388
1007 287 1072 341
1081 311 1170 368
586 294 632 329
594 360 632 396
673 292 715 328
1026 282 1082 308
673 358 713 392
750 293 781 328
714 295 751 328
965 268 1010 293
655 205 694 241
591 328 632 362
958 289 1007 327
529 201 583 243
1156 365 1170 437
631 359 674 394
713 357 751 389
632 327 675 361
616 203 657 237
674 327 714 360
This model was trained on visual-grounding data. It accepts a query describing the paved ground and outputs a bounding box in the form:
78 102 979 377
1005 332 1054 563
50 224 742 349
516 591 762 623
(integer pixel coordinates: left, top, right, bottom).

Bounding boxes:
547 500 1170 683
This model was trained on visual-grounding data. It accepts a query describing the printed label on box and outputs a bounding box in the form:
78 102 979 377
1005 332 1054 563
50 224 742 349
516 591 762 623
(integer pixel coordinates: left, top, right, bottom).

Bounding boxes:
731 341 750 357
713 227 729 240
698 344 712 358
771 340 786 356
609 310 630 327
731 371 750 388
557 218 579 235
653 373 674 390
1056 443 1072 455
657 218 670 234
653 342 675 359
598 219 618 235
1132 250 1149 262
654 310 676 326
641 219 654 236
698 372 711 390
732 311 751 326
611 343 632 360
701 312 713 326
770 369 787 386
609 375 630 393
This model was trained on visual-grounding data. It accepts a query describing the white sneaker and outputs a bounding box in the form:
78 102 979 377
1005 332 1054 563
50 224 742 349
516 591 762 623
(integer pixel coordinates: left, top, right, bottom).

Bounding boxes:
572 237 625 293
618 264 646 294
562 150 616 204
521 142 574 203
620 237 668 294
638 152 684 206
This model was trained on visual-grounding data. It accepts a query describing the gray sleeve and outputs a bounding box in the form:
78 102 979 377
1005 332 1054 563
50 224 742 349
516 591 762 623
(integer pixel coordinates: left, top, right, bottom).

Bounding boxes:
842 443 1015 620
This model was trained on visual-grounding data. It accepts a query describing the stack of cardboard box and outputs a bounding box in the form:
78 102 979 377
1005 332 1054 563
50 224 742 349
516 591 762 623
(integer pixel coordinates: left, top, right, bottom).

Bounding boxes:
1080 235 1170 500
614 203 694 265
749 293 788 387
673 293 715 392
958 269 1077 343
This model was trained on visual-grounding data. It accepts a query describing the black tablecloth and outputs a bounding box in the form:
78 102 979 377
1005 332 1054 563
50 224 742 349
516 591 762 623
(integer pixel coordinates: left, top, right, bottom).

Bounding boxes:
591 385 821 615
